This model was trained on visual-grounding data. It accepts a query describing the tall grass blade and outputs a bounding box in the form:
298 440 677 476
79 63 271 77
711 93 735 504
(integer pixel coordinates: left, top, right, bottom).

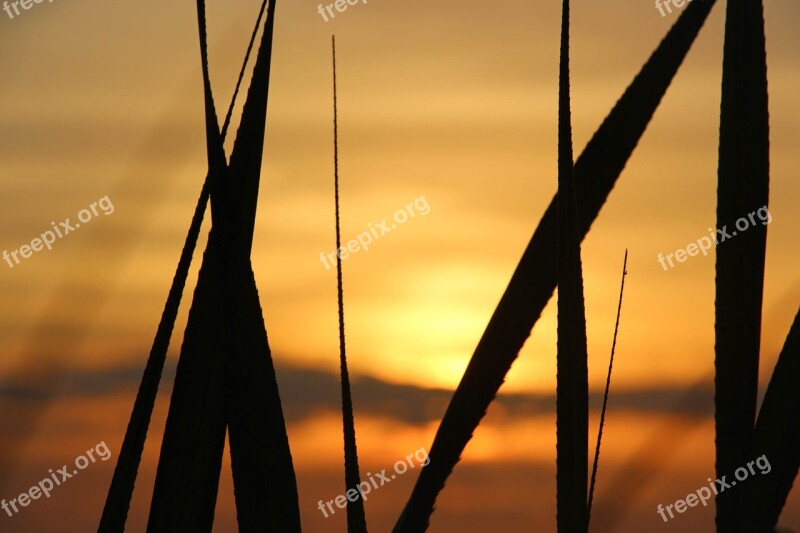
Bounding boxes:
554 1 588 531
146 0 233 528
331 36 369 533
214 1 301 529
98 4 268 530
226 267 301 531
149 1 302 530
394 2 717 530
714 0 770 529
587 249 627 526
745 307 800 531
227 0 276 252
147 242 229 532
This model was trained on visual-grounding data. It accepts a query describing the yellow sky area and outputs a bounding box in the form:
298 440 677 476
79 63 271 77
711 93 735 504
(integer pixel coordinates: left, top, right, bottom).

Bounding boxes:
1 1 799 403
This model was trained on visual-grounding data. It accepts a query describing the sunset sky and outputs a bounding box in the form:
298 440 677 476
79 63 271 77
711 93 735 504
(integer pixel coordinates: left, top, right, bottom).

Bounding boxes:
0 0 798 531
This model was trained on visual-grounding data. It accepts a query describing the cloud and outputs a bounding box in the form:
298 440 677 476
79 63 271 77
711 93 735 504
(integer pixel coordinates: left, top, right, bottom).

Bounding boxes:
0 359 713 426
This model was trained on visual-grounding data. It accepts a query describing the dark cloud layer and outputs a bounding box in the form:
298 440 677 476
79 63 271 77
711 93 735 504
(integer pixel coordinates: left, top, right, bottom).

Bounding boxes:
0 359 714 428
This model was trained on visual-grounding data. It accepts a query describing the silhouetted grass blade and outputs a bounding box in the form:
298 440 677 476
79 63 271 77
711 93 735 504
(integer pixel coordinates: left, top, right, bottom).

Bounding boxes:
98 4 269 530
555 1 589 531
147 240 229 532
227 1 276 253
221 1 303 529
146 1 233 529
226 265 302 531
394 2 717 530
745 307 800 531
714 0 770 529
331 35 369 533
587 249 627 526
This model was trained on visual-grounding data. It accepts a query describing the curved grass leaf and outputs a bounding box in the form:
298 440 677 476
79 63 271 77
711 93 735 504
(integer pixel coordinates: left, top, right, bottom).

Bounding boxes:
713 0 770 529
147 238 230 531
331 36 369 533
394 2 717 530
149 0 301 530
146 0 234 529
227 0 276 252
745 307 800 531
554 1 588 531
587 249 627 526
98 4 269 530
217 1 302 529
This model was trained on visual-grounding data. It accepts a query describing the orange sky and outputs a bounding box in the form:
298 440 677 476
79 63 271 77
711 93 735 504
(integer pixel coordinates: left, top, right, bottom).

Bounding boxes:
0 0 798 531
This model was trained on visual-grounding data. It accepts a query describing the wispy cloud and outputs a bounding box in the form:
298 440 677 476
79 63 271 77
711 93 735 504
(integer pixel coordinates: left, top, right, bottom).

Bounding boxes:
0 361 714 424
